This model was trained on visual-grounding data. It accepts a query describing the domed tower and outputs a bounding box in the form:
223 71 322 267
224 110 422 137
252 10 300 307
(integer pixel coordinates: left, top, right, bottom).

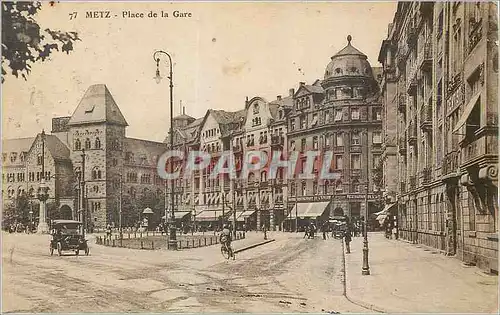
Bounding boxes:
322 35 379 98
320 35 383 220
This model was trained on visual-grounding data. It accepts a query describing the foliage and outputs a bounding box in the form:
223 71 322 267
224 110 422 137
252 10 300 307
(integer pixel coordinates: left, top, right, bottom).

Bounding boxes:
1 1 81 82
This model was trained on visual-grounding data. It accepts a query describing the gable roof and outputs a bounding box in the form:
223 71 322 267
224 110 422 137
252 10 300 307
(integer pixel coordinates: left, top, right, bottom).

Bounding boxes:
124 138 166 166
68 84 128 127
45 135 71 161
294 83 324 97
2 137 35 154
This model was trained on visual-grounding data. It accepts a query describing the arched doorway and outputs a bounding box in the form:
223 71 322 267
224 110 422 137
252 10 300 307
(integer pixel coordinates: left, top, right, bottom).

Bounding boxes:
60 205 73 220
333 207 344 217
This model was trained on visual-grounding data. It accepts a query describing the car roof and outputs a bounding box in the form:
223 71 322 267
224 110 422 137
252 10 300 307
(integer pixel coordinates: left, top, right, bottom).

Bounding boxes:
52 220 82 225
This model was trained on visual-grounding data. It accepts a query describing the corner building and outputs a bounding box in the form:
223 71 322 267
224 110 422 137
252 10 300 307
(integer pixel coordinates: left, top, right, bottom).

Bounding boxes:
286 36 383 229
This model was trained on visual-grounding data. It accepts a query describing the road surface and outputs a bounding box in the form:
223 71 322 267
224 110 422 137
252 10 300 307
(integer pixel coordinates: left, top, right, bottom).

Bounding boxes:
2 232 369 313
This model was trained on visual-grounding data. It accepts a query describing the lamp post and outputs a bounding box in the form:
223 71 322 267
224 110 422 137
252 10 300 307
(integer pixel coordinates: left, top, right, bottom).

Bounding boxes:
118 174 123 239
153 49 177 250
37 130 49 234
362 130 371 276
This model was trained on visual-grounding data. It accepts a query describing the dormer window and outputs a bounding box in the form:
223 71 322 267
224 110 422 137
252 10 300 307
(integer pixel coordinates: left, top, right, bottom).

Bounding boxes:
253 103 260 114
95 137 101 149
10 152 17 163
74 138 81 150
20 152 26 162
85 105 95 114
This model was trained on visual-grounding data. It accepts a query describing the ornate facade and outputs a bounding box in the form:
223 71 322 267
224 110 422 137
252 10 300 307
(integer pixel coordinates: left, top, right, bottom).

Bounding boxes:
379 1 498 273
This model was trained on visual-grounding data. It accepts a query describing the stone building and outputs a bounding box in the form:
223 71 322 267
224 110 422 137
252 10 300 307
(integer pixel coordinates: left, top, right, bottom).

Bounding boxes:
2 84 168 229
378 1 498 273
285 36 384 230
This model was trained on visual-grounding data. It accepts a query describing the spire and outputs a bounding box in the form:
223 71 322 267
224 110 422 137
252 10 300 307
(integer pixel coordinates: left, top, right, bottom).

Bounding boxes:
179 100 182 116
182 106 185 115
347 35 352 45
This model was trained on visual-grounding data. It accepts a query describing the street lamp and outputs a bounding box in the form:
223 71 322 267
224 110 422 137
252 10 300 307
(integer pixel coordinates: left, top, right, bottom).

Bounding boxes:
153 49 177 250
37 130 50 234
362 130 371 276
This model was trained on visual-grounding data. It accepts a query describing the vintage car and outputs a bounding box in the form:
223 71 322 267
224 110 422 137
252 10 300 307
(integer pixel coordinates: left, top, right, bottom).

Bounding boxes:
50 220 89 256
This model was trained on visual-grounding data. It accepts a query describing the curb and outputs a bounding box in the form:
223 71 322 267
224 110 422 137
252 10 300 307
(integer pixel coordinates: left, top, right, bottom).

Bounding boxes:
341 240 392 314
234 239 275 254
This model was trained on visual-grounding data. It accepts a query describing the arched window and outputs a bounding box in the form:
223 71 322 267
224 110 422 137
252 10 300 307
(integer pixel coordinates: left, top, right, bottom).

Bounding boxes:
92 167 101 180
95 137 101 149
74 139 81 150
324 180 329 194
85 138 91 150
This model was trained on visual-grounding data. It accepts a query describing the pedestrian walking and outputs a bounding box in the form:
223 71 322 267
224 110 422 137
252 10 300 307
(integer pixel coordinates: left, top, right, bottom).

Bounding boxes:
322 221 328 240
344 218 352 253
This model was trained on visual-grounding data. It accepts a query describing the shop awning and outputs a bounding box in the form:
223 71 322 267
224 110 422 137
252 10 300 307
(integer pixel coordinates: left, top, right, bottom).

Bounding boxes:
374 203 397 216
194 210 222 222
162 211 191 220
288 202 330 219
453 92 481 134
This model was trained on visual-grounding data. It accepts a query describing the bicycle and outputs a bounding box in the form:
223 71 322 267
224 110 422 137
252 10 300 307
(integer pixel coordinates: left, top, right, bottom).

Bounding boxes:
220 242 234 260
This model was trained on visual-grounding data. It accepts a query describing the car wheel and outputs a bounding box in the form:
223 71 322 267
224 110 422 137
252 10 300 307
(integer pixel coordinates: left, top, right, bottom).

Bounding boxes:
57 242 62 256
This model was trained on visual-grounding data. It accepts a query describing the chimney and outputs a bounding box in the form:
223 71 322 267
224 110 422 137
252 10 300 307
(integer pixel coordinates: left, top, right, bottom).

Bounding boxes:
289 88 295 96
277 95 282 101
299 82 305 86
245 96 249 107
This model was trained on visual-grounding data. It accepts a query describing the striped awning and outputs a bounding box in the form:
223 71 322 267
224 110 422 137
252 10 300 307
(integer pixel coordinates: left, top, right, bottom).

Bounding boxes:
288 202 330 219
195 210 222 222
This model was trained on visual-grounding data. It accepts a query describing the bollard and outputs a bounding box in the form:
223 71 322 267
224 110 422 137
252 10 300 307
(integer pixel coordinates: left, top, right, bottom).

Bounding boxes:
140 241 144 249
120 238 123 247
198 239 201 247
179 241 182 249
210 238 213 245
192 239 195 248
151 241 154 249
146 231 148 237
140 233 143 239
134 232 137 238
128 233 130 239
204 238 207 246
112 239 115 247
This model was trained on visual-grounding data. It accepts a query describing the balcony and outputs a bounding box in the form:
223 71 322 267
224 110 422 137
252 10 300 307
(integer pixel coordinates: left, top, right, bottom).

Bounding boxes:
442 151 459 177
409 176 417 191
398 135 407 155
468 18 482 53
406 27 417 47
422 167 432 185
408 123 417 146
419 103 432 131
407 75 417 96
400 181 406 193
333 146 345 153
460 134 497 167
350 146 362 153
419 43 432 72
398 95 406 113
271 135 285 147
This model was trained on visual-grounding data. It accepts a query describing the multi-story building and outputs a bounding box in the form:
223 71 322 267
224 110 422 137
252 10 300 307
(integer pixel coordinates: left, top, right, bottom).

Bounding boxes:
379 1 498 273
2 84 168 229
285 36 384 230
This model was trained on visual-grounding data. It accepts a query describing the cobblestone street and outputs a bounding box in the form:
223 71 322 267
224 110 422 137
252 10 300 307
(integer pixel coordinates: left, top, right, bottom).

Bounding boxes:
2 232 366 313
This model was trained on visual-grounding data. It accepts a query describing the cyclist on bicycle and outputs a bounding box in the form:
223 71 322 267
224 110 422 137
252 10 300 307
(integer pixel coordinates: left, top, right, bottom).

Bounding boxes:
219 224 235 259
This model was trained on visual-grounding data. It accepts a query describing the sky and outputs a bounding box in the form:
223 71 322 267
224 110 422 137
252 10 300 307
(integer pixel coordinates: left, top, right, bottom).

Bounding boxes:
2 1 397 143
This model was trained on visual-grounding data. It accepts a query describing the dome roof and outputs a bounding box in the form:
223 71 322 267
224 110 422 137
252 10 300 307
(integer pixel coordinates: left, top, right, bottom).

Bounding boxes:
324 35 374 80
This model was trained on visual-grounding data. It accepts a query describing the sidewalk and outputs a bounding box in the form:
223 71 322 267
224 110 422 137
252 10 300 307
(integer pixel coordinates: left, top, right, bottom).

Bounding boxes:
344 232 498 313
